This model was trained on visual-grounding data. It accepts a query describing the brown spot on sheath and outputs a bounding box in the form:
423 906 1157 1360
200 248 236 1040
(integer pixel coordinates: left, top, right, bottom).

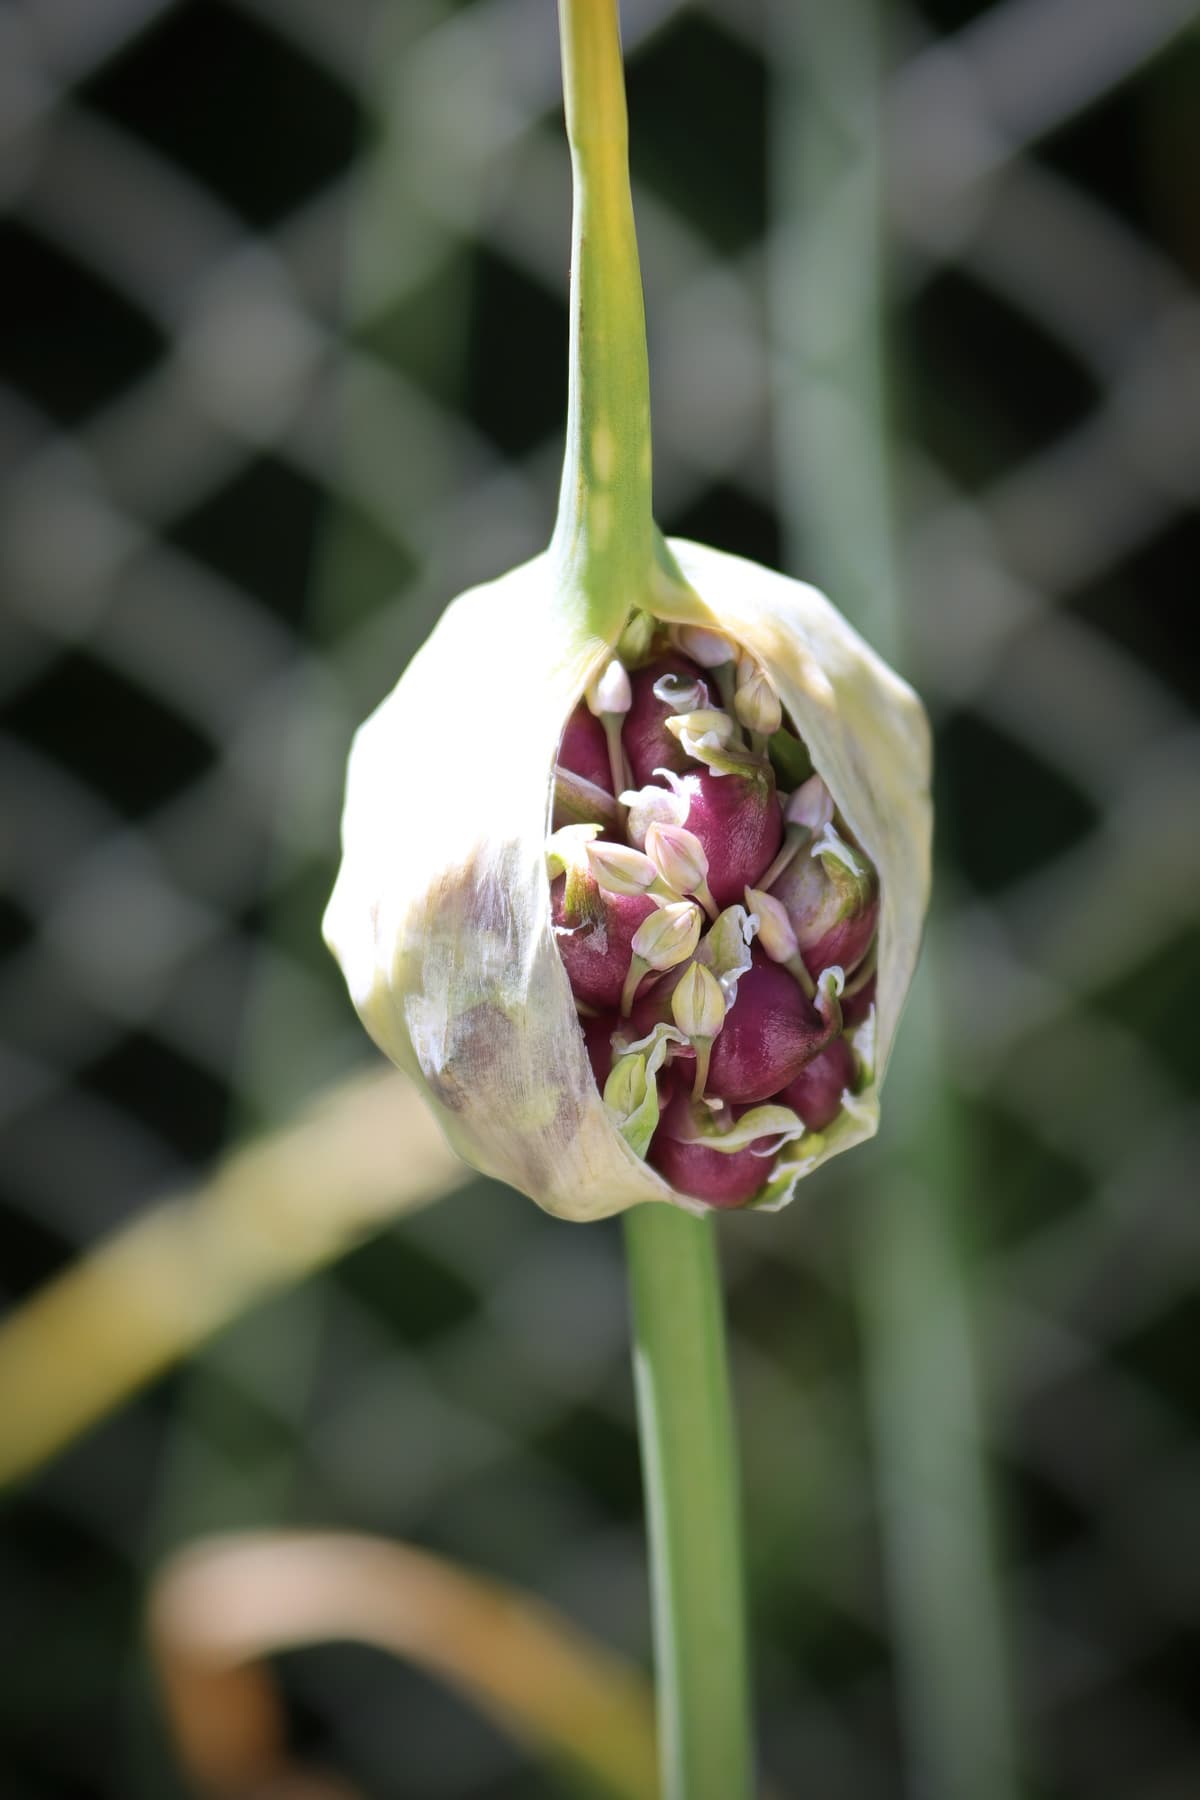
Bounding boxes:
420 995 593 1202
423 1065 469 1114
422 1002 522 1112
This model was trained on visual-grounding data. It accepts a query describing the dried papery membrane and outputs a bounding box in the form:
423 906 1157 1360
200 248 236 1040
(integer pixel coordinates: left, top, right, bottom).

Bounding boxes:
325 540 931 1220
324 557 697 1223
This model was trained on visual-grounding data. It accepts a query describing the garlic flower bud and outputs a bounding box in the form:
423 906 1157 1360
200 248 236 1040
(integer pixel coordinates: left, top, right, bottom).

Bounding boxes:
324 540 931 1220
621 901 703 1016
587 658 632 717
734 656 782 737
324 5 931 1222
645 822 718 920
674 625 736 668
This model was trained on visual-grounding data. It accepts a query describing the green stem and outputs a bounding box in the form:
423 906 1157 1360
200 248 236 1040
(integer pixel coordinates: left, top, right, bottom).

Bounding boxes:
552 13 752 1787
771 6 1022 1796
553 0 656 645
623 1204 754 1800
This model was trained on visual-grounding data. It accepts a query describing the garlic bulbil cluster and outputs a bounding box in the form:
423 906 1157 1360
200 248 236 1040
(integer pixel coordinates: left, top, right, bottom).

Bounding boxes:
552 616 882 1209
324 537 932 1222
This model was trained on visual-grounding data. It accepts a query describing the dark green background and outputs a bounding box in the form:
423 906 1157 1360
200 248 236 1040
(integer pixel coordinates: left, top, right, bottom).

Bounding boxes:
1 2 1197 1795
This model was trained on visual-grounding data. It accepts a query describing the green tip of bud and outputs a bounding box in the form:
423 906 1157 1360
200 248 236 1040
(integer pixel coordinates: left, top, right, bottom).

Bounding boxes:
547 821 603 877
604 1052 648 1119
733 656 782 736
617 610 656 665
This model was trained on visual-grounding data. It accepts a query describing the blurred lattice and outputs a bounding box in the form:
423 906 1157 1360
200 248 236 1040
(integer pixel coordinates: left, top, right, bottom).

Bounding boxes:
1 1 1197 1796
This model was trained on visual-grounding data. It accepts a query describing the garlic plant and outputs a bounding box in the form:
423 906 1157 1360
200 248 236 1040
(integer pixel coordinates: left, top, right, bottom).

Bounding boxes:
323 0 930 1227
323 6 931 1794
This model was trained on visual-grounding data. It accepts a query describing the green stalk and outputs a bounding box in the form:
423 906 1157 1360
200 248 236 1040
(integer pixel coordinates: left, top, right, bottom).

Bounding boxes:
552 9 754 1790
553 0 656 648
624 1203 754 1800
770 6 1022 1796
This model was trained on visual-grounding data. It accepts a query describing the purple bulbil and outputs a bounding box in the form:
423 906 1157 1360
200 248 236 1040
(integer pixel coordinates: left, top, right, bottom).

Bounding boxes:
770 846 877 980
841 974 876 1030
776 1034 855 1132
624 656 707 787
557 703 613 793
648 1088 768 1208
551 874 655 1010
677 766 782 910
706 950 830 1104
581 1012 620 1088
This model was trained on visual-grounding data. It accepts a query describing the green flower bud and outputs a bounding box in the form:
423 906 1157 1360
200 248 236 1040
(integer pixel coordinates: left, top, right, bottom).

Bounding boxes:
621 900 703 1016
663 709 737 758
743 887 796 963
671 961 726 1041
587 841 677 904
733 656 782 738
670 960 727 1101
632 900 703 971
742 885 815 999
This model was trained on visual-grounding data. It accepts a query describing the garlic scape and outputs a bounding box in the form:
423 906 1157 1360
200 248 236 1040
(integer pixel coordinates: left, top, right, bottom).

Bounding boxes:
324 2 931 1221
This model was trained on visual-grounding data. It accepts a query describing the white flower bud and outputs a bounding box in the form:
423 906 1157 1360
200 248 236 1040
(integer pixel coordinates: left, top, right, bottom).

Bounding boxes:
645 822 718 920
619 779 691 849
663 708 735 748
743 887 797 963
785 775 835 834
745 884 815 998
586 841 661 898
586 658 632 716
674 624 737 668
631 900 703 971
670 959 727 1100
671 961 726 1042
757 773 840 890
622 902 704 1014
646 821 705 890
